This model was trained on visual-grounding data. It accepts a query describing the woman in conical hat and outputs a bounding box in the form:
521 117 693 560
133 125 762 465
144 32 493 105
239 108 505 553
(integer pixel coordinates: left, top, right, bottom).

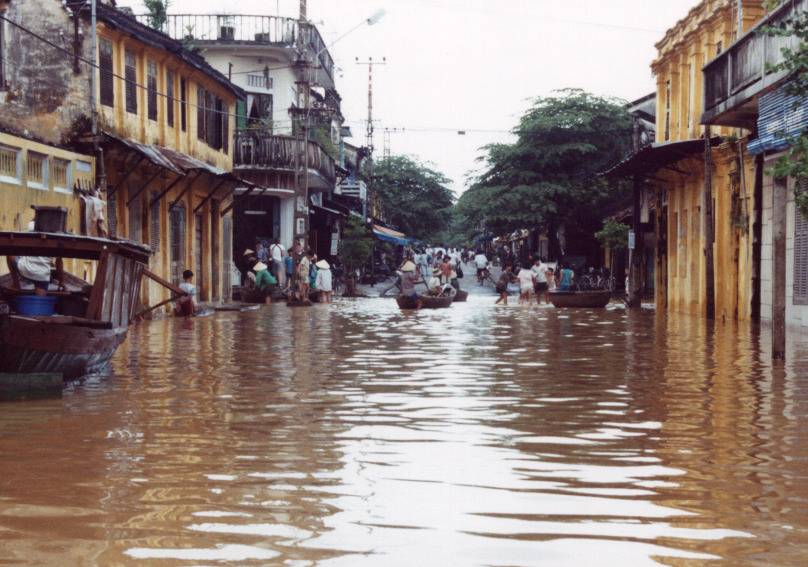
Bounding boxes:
315 259 333 303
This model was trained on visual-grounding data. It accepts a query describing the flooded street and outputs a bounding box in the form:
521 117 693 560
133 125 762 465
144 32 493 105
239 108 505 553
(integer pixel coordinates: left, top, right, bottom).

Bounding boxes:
2 294 808 566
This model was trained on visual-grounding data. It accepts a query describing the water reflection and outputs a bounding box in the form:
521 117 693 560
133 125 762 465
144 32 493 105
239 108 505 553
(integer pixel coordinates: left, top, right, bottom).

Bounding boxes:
0 296 807 565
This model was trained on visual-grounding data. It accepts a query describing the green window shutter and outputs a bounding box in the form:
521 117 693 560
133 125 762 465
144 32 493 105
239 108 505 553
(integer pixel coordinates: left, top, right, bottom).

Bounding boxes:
236 99 247 130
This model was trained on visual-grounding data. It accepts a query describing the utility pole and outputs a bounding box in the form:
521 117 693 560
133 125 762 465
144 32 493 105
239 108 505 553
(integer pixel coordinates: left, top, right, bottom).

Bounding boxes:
382 127 404 160
293 0 311 252
704 127 716 321
356 57 386 222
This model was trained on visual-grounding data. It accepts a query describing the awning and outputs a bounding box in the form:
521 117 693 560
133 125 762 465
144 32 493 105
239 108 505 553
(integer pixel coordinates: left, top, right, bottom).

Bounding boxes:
103 132 185 176
601 137 722 178
154 146 226 176
372 224 410 246
311 204 346 217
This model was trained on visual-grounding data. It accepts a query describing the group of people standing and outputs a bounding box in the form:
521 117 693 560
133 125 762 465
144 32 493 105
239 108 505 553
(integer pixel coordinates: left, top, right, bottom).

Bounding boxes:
496 258 575 305
242 239 334 304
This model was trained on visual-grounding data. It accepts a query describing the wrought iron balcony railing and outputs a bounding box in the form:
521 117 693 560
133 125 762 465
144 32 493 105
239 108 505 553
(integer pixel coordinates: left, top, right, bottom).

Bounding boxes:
234 130 335 185
135 14 334 82
702 0 807 126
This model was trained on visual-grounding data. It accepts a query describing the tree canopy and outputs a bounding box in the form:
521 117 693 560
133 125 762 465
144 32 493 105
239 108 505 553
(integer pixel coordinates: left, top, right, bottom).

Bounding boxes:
456 89 632 253
372 156 455 242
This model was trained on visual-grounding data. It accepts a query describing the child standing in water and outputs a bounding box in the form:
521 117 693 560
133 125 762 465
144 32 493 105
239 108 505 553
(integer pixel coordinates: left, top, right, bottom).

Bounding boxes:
495 265 515 305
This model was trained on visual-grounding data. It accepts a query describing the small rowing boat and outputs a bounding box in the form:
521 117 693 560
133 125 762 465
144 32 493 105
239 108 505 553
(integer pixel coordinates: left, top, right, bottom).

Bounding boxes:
548 290 611 308
396 288 456 310
453 289 468 302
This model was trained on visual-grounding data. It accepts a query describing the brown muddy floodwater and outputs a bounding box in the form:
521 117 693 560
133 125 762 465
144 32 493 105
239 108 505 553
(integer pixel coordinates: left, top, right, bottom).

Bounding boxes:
1 294 808 566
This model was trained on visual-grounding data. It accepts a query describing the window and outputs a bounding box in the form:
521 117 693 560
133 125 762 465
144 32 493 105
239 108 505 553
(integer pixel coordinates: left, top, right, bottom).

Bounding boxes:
51 158 71 193
99 39 114 107
147 60 158 121
129 190 142 242
27 152 48 189
247 73 272 89
180 77 187 131
150 192 161 252
108 191 118 238
0 18 5 88
125 50 138 114
248 93 273 125
197 86 207 142
795 180 808 305
166 70 175 128
687 63 695 132
664 79 671 142
0 145 21 184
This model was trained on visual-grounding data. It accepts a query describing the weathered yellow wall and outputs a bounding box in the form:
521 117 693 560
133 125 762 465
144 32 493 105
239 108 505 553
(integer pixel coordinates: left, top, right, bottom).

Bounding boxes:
0 132 97 280
651 0 764 321
96 26 235 171
94 26 238 310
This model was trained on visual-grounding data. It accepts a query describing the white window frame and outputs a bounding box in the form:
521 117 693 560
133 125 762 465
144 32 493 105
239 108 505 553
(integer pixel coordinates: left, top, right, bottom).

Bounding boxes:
0 144 22 185
52 157 73 194
26 150 49 191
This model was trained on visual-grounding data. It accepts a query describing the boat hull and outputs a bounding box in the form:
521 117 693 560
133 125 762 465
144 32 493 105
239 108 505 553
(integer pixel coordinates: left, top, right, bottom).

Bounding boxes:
549 291 611 308
0 316 127 380
453 290 469 303
396 290 455 310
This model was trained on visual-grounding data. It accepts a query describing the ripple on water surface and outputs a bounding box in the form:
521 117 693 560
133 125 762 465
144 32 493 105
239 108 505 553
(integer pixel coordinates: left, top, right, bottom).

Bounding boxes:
1 294 808 565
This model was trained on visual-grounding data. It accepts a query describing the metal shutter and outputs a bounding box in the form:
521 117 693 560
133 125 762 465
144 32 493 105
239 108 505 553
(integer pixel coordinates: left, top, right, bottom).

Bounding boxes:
149 192 161 252
795 180 808 305
107 191 118 238
223 215 233 301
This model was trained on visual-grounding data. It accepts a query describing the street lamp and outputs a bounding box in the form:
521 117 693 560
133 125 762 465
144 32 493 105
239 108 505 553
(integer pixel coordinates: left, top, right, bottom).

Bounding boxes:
318 8 386 57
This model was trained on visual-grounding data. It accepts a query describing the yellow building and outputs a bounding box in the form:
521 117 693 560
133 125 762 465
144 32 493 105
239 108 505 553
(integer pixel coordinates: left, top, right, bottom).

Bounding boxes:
0 131 97 279
649 0 765 321
0 1 246 313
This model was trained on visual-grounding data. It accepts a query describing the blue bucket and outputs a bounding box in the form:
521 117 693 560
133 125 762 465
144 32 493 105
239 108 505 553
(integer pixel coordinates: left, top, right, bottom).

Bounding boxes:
14 295 57 316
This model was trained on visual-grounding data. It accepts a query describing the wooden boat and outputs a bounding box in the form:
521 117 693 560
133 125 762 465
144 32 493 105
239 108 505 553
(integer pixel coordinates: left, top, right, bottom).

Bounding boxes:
396 288 456 310
453 289 469 302
0 230 152 380
548 290 611 308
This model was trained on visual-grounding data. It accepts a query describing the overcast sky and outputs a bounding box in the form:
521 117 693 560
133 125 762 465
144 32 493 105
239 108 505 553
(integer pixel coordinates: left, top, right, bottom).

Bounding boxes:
127 0 698 196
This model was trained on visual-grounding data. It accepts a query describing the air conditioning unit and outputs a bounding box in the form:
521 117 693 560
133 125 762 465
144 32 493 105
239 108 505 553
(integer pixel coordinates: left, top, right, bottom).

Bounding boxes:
219 26 235 41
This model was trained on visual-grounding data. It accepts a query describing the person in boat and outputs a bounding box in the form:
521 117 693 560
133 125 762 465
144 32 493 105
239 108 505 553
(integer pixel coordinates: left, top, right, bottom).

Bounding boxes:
495 264 516 305
174 269 197 316
253 261 277 304
6 221 63 296
428 269 443 296
516 262 535 305
439 255 453 285
400 261 422 309
558 263 575 291
315 259 333 303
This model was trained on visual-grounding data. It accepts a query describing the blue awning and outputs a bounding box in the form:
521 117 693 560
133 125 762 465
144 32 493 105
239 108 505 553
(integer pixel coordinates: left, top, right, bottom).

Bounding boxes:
372 224 410 246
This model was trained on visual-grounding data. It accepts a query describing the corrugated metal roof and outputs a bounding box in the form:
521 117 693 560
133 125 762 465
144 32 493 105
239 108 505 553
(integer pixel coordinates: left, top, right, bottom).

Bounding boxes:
748 83 808 155
601 137 721 178
104 132 185 176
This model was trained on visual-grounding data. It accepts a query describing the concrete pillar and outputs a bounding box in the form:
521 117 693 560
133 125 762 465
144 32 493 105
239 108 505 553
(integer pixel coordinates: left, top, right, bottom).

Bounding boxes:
772 177 787 360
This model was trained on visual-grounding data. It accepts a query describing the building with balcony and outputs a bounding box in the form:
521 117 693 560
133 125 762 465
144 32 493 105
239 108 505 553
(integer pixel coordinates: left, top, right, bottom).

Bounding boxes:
0 0 247 311
703 0 808 330
145 13 345 261
607 0 767 322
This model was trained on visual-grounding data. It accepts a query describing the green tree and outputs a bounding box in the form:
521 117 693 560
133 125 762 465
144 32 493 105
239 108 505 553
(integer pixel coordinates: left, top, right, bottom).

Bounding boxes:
338 216 374 296
457 89 632 257
144 0 170 31
372 156 455 241
765 8 808 219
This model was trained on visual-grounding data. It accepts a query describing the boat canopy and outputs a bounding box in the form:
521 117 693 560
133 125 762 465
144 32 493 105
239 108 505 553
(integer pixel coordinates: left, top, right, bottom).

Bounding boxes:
0 232 151 263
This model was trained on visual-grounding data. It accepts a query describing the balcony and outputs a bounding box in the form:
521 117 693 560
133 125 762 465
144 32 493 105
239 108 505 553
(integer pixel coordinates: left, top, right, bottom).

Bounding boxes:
702 0 806 127
136 14 334 82
336 179 367 201
234 131 336 190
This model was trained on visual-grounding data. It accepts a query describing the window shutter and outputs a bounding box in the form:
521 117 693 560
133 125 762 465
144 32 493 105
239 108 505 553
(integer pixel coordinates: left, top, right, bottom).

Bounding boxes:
125 50 138 114
150 192 161 253
223 215 233 301
107 190 118 238
166 70 175 128
197 87 206 142
180 78 187 131
147 61 158 121
236 99 247 129
99 39 114 107
795 179 808 305
223 103 230 155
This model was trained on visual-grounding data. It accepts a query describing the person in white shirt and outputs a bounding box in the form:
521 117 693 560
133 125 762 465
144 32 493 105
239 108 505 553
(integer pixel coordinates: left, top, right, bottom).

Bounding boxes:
517 263 535 304
474 251 489 280
532 257 549 304
269 239 286 287
315 259 333 303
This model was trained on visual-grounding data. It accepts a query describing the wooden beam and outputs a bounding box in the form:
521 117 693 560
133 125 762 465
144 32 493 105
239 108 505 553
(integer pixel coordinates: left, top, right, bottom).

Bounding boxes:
220 183 258 217
143 267 186 296
193 177 229 214
149 171 202 211
772 176 787 360
107 155 144 199
169 172 201 211
126 168 163 207
703 129 716 320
